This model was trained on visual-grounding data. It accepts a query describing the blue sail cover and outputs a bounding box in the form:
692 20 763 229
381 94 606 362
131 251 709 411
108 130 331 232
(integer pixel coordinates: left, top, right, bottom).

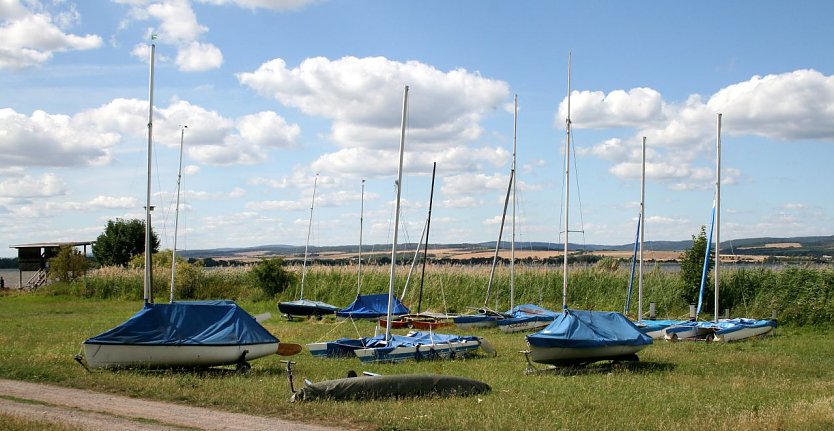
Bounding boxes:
527 309 652 349
85 301 278 346
497 304 559 328
336 293 409 319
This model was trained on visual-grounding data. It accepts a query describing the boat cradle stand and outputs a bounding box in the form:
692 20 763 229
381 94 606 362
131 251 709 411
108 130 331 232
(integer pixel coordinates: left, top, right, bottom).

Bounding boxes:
518 350 640 376
236 350 251 373
281 360 297 393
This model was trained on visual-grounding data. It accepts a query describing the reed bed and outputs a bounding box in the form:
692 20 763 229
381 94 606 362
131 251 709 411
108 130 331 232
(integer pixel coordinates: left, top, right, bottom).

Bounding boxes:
37 262 834 325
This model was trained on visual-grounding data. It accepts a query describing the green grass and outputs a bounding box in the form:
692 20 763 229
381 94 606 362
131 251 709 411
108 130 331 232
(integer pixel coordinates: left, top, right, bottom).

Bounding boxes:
0 413 84 431
1 291 834 431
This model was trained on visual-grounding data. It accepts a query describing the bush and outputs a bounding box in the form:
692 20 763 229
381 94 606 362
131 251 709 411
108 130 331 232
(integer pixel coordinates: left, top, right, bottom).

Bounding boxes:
250 258 295 298
48 245 91 283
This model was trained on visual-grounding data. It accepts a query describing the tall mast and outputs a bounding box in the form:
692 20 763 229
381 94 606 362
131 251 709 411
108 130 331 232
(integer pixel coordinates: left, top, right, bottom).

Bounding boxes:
300 174 318 301
562 53 572 310
417 162 437 314
638 136 646 321
170 125 187 303
484 168 514 308
356 179 365 296
510 94 518 309
715 113 722 323
144 40 156 305
385 85 408 340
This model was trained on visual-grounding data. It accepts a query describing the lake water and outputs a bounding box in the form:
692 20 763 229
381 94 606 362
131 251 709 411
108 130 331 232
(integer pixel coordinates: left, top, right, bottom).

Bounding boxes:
0 270 37 289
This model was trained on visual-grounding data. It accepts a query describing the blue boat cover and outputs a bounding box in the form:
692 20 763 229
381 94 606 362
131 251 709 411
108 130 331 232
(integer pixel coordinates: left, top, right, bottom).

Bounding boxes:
527 309 652 349
635 319 685 335
85 301 278 346
358 331 479 356
316 331 479 358
336 294 409 319
497 304 558 327
453 307 507 324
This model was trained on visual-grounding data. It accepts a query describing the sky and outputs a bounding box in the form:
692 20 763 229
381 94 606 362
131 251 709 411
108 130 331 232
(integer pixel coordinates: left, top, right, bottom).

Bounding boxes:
1 0 833 258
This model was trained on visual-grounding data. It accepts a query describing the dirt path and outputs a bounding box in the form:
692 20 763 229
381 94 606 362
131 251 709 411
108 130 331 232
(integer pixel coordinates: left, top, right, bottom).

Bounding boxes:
0 379 350 431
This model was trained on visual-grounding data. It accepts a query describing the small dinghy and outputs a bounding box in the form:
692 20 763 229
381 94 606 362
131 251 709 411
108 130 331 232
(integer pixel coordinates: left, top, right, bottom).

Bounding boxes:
336 293 409 320
82 301 283 370
291 373 490 401
525 308 652 366
497 304 559 333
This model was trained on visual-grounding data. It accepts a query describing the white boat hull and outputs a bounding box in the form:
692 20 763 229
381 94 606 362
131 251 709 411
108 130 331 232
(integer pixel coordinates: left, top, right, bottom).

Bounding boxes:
527 343 648 366
714 324 774 342
664 325 715 341
82 342 279 369
353 339 482 363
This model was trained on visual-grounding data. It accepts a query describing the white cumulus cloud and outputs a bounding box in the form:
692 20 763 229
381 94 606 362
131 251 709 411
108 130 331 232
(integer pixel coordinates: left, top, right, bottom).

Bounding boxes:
0 0 102 70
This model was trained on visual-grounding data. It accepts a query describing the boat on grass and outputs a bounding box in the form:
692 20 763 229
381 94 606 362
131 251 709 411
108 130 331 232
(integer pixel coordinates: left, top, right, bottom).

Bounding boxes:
353 331 483 363
278 174 340 319
79 40 293 371
380 162 457 330
309 87 488 362
526 309 652 366
663 114 775 342
497 303 560 333
292 373 490 401
338 293 409 320
524 54 652 368
82 300 281 370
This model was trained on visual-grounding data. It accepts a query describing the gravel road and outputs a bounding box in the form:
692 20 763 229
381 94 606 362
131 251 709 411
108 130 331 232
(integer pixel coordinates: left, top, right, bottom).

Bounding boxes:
0 379 351 431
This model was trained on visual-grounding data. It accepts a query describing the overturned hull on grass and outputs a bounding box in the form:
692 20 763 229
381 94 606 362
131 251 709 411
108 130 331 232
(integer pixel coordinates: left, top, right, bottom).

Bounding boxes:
292 374 490 401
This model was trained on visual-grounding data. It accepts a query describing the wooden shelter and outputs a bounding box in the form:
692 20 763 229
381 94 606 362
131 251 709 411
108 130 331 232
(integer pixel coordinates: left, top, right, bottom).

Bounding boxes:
8 241 92 289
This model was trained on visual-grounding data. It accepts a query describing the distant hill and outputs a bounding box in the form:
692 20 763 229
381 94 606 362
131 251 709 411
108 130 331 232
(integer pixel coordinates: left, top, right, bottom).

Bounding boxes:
179 235 834 260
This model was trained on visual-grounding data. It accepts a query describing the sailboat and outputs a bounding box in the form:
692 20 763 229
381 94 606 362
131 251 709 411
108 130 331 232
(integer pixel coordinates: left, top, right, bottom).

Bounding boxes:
380 162 457 330
524 54 652 366
664 114 776 342
336 179 410 320
625 137 685 339
309 86 487 362
278 174 340 319
451 166 513 329
497 95 559 334
453 103 521 330
81 40 287 370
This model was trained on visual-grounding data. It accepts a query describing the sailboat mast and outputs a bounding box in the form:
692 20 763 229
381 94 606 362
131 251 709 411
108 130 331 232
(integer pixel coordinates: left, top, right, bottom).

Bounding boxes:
417 162 437 314
144 41 156 305
715 113 722 323
357 179 365 296
484 168 514 308
510 94 518 309
638 136 646 321
562 53 572 310
170 125 186 303
385 85 409 340
300 174 318 301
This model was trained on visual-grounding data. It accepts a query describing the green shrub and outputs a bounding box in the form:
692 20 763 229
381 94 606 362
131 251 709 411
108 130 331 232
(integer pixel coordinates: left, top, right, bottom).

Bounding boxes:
250 258 295 298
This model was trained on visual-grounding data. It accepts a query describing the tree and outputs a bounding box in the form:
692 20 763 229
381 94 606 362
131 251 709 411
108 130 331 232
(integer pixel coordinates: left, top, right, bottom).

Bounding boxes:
250 258 295 298
678 225 712 303
48 245 91 283
92 218 159 267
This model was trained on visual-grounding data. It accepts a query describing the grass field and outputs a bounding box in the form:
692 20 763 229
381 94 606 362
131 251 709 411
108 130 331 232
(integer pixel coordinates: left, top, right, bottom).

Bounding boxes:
1 291 833 431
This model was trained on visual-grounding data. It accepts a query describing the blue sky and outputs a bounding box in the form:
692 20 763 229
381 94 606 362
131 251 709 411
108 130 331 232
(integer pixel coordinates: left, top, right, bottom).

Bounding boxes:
1 0 833 258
